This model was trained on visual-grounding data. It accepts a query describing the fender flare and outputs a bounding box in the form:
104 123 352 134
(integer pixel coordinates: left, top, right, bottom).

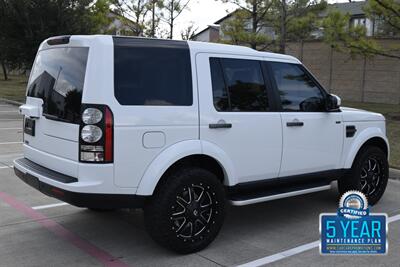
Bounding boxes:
343 127 389 169
135 140 236 196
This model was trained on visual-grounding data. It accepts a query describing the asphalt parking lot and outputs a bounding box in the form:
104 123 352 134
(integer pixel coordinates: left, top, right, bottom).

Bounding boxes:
0 100 399 267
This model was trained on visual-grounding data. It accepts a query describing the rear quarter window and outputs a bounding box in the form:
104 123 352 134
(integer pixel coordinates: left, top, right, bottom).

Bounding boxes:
113 38 193 106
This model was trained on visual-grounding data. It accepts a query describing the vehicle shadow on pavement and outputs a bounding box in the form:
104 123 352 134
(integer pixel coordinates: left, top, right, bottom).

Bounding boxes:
57 187 340 266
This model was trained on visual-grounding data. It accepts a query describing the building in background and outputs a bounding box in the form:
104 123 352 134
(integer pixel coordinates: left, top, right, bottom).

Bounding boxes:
193 1 391 42
106 10 137 36
192 25 221 42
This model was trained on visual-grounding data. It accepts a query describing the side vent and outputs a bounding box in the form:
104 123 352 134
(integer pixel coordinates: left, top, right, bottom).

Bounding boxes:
346 125 357 138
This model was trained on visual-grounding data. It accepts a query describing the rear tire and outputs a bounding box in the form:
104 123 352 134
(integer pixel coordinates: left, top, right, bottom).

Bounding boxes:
144 167 226 254
338 146 388 206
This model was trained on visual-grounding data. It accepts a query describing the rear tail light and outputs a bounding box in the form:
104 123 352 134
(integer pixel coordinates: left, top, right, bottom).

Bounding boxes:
81 125 103 143
79 104 113 163
104 107 113 162
82 108 103 124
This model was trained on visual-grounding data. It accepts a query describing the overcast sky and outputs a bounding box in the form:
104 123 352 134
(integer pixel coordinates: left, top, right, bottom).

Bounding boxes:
173 0 235 39
173 0 352 39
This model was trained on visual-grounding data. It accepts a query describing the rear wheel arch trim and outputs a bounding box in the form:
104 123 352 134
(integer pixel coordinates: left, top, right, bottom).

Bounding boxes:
135 140 234 196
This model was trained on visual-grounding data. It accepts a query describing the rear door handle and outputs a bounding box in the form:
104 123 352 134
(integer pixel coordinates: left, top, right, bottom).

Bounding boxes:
209 120 232 129
286 121 304 127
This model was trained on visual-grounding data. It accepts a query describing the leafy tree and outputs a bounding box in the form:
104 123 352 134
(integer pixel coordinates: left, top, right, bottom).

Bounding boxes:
364 0 400 35
220 10 250 46
180 22 198 40
113 0 167 37
146 0 164 37
276 0 326 52
322 9 400 59
90 0 114 34
219 0 326 53
0 0 112 80
219 1 274 49
160 0 191 39
113 0 151 36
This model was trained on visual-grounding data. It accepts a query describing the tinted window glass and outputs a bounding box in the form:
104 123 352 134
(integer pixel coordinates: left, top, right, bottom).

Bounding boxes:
270 62 325 112
209 58 230 111
114 45 192 106
219 58 268 112
27 47 89 124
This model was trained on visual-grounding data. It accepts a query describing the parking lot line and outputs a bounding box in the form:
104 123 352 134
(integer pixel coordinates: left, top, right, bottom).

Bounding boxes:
0 142 22 145
0 191 130 267
32 202 69 210
0 128 21 130
0 111 18 113
237 213 400 267
388 214 400 223
0 166 12 169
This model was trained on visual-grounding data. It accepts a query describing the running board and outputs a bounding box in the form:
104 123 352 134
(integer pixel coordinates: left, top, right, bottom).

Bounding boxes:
229 184 332 206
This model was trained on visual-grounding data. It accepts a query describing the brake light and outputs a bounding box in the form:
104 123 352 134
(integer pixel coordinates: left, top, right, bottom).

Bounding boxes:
47 36 70 45
104 107 113 162
79 104 113 163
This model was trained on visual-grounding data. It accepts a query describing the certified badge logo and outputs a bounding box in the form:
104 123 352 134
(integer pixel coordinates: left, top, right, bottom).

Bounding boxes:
338 191 369 219
320 191 388 255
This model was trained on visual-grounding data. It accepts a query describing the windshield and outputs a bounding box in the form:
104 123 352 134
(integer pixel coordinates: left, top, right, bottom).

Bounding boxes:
27 47 89 124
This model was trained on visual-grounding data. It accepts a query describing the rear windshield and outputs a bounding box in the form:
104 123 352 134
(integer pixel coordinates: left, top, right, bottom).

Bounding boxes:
27 47 89 124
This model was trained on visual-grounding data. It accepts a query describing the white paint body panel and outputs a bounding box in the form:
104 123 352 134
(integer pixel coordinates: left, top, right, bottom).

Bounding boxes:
279 112 343 177
16 35 389 202
196 52 282 184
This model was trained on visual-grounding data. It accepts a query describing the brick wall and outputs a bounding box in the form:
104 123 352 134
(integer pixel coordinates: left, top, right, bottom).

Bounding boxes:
286 39 400 104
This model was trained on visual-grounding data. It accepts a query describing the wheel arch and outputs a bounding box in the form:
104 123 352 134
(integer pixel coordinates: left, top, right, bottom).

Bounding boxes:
344 128 389 169
135 140 235 196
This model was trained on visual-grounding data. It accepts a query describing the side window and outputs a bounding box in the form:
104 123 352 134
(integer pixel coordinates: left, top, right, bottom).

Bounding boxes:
114 45 192 106
209 57 268 112
269 62 325 112
209 58 230 111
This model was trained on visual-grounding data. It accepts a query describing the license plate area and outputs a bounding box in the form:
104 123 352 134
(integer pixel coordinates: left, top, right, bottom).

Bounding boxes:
24 118 35 136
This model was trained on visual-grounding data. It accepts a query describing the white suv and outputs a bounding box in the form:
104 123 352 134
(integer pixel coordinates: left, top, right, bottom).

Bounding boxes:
14 35 389 253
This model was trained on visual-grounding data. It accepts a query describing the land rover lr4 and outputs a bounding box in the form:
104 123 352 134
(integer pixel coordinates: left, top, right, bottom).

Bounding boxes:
14 35 389 254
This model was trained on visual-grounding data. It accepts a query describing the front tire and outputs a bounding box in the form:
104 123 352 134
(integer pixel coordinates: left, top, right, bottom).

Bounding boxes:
338 146 388 206
144 167 226 254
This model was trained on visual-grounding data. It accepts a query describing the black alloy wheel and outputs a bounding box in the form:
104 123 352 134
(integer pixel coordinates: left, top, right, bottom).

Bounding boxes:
144 167 226 254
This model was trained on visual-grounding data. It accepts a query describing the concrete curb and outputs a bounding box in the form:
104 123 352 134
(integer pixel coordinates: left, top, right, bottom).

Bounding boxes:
0 98 23 106
390 168 400 180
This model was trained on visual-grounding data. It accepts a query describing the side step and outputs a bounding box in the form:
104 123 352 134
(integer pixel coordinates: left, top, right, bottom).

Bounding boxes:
229 184 332 206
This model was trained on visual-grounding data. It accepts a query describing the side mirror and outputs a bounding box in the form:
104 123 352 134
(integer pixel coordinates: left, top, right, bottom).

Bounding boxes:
326 94 341 111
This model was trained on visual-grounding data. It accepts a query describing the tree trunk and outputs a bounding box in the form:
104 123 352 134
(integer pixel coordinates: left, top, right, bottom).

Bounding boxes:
169 1 174 39
169 21 174 39
151 2 156 37
1 60 8 81
279 0 287 54
251 0 257 49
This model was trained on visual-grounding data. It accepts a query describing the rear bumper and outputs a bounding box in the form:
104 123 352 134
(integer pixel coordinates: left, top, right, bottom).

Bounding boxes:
13 158 146 208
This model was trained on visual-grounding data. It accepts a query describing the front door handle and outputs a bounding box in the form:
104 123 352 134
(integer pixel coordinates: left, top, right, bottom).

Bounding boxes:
209 120 232 129
286 121 304 127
